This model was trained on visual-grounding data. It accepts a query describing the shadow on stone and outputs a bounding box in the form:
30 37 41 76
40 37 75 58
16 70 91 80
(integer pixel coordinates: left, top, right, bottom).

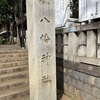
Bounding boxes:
56 57 64 100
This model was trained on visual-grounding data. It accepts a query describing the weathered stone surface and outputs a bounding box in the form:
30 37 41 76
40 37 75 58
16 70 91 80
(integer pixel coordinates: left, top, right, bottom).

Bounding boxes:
87 30 96 57
0 60 28 68
72 70 80 80
0 87 29 100
75 56 100 66
88 76 95 85
0 53 28 58
68 32 78 61
83 83 92 94
63 82 82 100
57 63 100 100
63 60 100 77
0 71 28 82
92 87 100 99
56 27 100 99
68 85 75 94
78 32 86 56
0 49 29 100
64 82 68 91
81 91 99 100
26 0 56 100
76 80 84 90
64 68 73 77
79 73 88 83
94 77 100 88
63 34 68 60
0 49 27 53
71 77 77 87
57 65 100 88
0 66 28 74
74 88 81 99
64 75 72 85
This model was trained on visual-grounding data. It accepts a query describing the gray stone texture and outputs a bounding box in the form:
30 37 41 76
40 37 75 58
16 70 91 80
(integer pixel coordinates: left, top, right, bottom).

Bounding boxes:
26 0 56 100
74 88 81 99
80 91 99 100
64 75 72 85
75 56 100 66
80 91 87 100
68 32 78 61
83 83 92 94
88 76 96 85
63 60 100 77
78 32 87 56
94 77 100 88
56 23 100 100
79 73 88 83
87 30 96 57
68 85 75 94
63 33 68 60
72 70 80 79
57 65 100 100
71 77 77 87
76 80 84 90
92 87 100 99
64 82 82 100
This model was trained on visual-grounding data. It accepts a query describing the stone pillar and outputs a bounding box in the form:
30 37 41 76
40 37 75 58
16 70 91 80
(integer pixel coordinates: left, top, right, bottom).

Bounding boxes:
26 0 56 100
78 32 87 56
57 34 63 54
87 30 96 57
97 29 100 58
63 33 68 60
68 32 78 61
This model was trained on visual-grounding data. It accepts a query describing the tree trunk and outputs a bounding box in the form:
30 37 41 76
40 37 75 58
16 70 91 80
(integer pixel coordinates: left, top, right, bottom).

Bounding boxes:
7 22 14 44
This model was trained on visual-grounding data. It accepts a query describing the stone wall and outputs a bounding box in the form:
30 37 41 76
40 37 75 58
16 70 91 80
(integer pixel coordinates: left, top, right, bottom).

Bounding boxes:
56 22 100 100
57 59 100 100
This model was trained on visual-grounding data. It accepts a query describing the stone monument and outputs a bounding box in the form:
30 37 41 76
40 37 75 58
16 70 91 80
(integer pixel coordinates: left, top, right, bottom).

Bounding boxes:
26 0 56 100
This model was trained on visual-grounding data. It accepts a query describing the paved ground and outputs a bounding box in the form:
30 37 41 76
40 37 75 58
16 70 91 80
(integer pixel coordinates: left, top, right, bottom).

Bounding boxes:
0 45 20 49
57 90 72 100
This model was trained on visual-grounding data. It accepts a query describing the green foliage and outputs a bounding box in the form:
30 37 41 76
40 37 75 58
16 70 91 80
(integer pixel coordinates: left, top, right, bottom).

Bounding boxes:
0 0 26 25
70 0 79 18
0 0 12 24
0 0 25 44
